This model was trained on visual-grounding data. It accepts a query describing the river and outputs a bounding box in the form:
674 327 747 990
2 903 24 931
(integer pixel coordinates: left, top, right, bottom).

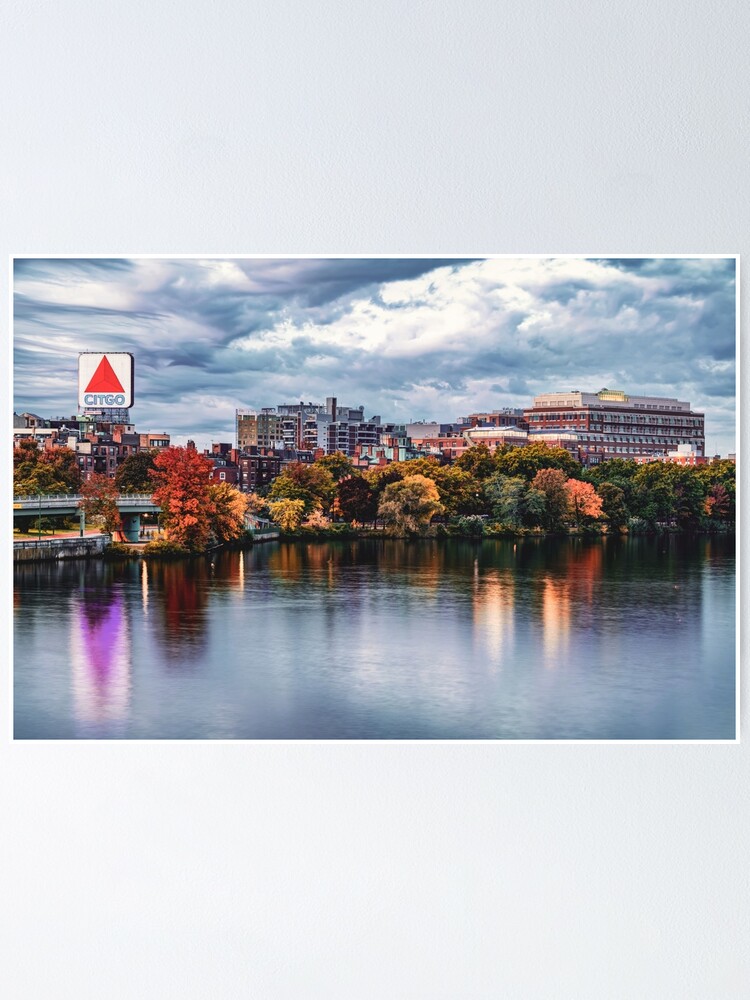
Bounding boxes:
13 535 736 740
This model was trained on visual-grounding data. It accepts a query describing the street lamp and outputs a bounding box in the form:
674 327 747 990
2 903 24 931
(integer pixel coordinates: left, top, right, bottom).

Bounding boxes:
37 492 42 540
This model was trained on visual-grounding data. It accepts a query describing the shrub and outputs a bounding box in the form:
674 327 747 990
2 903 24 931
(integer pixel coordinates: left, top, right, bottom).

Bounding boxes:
142 538 191 559
453 515 486 537
484 521 528 537
627 516 648 533
103 542 140 561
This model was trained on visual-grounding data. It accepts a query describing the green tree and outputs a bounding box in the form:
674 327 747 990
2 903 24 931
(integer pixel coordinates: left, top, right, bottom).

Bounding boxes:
523 486 548 527
377 474 444 535
495 442 581 481
429 466 482 518
360 458 480 519
484 473 549 528
666 465 704 530
454 515 486 537
531 468 570 531
596 482 629 530
455 443 497 480
631 463 675 529
315 451 355 482
115 450 158 493
267 462 336 513
484 474 527 527
584 459 639 508
696 460 736 524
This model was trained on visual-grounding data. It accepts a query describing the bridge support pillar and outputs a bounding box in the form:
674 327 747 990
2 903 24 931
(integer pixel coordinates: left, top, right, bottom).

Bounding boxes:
121 513 141 543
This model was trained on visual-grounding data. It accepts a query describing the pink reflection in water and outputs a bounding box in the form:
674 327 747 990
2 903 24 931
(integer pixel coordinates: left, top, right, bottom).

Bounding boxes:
70 594 132 727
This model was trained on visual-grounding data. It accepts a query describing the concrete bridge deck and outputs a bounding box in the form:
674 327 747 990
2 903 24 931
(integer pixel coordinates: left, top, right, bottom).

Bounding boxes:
13 493 161 542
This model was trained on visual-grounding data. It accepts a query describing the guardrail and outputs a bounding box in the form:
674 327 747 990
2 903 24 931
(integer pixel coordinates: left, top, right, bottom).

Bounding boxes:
13 493 158 509
14 493 80 507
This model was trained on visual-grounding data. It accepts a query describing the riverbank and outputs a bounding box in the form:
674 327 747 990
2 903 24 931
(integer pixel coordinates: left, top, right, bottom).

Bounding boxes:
13 521 734 563
273 522 735 541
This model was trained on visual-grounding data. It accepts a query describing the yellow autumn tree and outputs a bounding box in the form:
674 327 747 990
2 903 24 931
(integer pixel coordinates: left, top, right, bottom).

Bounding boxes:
377 474 444 535
208 481 250 542
268 498 305 533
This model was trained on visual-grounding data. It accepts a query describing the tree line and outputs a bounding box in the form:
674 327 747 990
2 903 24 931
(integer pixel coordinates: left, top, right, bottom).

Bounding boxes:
13 443 248 553
256 442 736 536
14 439 736 547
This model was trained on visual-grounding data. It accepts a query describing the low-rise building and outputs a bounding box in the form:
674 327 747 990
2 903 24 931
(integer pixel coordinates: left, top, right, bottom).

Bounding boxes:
464 409 526 429
237 446 283 493
411 434 470 462
351 435 429 468
138 432 170 450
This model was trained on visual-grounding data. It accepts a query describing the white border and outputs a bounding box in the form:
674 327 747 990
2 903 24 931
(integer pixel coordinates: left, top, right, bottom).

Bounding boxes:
10 253 741 745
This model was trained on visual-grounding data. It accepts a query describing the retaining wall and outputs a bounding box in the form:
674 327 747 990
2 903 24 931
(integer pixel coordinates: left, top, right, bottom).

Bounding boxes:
13 535 111 563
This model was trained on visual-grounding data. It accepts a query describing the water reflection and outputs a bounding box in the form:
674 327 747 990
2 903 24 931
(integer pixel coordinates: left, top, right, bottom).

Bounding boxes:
70 590 131 733
541 576 571 669
145 560 209 663
13 535 736 739
472 568 515 669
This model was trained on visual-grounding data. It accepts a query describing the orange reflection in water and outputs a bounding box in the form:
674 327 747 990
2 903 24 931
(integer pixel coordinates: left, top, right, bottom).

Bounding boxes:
573 543 604 605
541 576 571 669
160 563 206 633
473 569 515 669
268 544 302 580
70 594 131 726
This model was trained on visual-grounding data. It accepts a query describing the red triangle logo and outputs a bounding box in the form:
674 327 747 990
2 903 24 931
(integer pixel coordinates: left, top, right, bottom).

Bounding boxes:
85 356 125 394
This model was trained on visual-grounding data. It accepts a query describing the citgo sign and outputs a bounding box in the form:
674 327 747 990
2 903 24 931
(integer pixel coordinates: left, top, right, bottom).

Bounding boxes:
78 352 134 409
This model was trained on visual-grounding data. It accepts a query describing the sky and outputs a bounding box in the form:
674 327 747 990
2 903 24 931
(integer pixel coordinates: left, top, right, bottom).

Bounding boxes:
13 256 737 455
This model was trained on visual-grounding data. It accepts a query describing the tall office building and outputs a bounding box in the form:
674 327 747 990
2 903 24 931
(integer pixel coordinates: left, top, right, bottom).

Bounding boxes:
523 388 705 465
236 410 284 450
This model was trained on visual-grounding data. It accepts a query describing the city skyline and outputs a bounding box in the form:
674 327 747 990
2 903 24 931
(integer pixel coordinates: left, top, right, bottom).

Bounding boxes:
13 256 737 455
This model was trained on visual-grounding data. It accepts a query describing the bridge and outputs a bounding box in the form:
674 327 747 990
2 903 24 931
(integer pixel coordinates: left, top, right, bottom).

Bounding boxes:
13 493 161 542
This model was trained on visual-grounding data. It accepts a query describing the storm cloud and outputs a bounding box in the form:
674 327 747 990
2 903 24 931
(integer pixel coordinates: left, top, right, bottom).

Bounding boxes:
13 256 737 455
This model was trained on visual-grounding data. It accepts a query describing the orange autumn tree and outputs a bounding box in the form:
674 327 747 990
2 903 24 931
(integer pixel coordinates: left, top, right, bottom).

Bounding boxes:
565 478 604 528
150 446 216 551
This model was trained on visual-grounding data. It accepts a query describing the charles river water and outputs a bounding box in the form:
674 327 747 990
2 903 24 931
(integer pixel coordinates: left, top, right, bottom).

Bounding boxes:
14 535 736 740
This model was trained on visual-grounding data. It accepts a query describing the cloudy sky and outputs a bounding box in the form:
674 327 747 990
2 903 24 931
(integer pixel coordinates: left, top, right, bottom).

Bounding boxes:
13 256 737 455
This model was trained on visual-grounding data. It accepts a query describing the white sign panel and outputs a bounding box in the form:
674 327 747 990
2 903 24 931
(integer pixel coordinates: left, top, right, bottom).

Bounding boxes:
78 352 134 408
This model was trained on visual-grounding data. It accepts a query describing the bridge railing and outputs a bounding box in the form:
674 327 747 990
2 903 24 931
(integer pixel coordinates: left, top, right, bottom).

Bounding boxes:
14 492 158 508
14 493 80 505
